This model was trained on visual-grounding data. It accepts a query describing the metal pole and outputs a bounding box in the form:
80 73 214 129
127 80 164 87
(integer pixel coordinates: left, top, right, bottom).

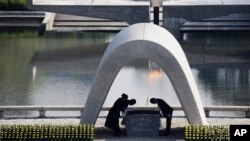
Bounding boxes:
153 7 159 25
151 0 162 25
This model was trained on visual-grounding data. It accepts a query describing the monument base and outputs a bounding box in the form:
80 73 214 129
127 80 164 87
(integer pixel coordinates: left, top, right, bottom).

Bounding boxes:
125 110 160 137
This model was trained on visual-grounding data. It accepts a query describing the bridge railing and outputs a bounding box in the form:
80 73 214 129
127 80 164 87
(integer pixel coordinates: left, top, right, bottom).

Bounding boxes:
0 106 249 119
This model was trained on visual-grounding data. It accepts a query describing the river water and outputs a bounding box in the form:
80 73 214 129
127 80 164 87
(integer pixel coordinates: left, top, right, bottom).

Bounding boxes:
0 30 250 117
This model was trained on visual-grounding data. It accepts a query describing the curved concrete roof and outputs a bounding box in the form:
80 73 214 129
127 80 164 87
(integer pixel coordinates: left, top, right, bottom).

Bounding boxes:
80 23 207 125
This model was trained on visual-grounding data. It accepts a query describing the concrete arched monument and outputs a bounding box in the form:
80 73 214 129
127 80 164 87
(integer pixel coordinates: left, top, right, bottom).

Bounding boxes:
80 23 207 125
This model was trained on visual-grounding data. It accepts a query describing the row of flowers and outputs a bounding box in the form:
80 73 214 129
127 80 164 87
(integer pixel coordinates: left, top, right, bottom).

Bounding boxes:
0 124 94 140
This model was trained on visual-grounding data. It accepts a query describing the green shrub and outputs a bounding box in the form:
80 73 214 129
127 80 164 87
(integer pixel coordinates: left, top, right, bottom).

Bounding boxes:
0 124 94 141
185 125 229 141
1 0 26 5
0 0 28 11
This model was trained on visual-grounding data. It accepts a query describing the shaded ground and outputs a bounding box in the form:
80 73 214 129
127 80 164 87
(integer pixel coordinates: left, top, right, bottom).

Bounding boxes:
95 127 184 141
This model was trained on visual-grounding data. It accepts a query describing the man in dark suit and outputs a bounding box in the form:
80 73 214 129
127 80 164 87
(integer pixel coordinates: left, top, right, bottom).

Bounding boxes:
105 93 136 136
150 98 173 135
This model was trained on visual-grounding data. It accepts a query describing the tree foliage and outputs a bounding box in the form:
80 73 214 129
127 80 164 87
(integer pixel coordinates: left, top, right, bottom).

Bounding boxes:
0 0 29 10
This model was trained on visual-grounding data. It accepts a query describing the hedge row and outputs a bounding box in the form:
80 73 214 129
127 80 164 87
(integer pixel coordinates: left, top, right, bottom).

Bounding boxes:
0 124 94 141
185 125 229 141
0 0 28 10
0 0 26 5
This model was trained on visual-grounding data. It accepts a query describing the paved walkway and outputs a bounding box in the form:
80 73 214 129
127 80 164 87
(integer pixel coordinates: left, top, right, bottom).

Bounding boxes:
1 117 250 140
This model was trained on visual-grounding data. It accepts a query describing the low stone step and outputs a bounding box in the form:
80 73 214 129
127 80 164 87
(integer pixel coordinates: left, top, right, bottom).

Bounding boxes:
0 20 41 23
54 13 111 22
0 11 45 22
50 13 128 32
181 21 250 32
0 23 41 27
53 22 128 27
53 26 125 31
180 26 250 32
183 21 250 27
0 11 44 28
0 15 45 18
0 11 45 15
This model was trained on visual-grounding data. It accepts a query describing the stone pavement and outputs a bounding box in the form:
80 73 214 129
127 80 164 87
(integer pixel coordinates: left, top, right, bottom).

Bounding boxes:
1 118 250 140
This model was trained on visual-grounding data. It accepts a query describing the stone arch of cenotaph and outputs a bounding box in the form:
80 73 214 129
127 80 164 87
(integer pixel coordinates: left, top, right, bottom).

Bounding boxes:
80 23 207 125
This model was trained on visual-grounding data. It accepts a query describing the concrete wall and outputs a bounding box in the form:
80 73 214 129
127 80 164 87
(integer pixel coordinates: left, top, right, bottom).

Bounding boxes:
163 4 250 39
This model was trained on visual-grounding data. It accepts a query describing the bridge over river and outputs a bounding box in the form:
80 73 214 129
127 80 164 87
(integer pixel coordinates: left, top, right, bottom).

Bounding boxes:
28 0 250 38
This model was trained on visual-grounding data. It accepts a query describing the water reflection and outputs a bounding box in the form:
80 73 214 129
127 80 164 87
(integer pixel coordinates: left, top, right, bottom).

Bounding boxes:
196 67 250 105
182 32 250 106
0 31 250 117
0 31 114 116
182 32 250 66
29 55 101 105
